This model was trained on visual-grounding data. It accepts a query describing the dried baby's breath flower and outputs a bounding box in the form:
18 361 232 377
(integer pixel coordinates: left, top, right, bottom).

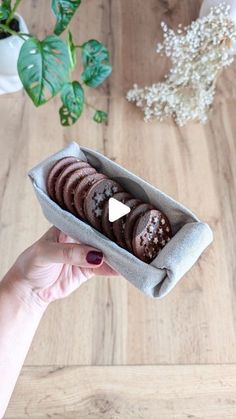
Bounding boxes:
127 3 236 126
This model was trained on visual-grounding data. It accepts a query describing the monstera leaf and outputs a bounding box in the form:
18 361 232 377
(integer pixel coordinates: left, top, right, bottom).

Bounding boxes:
93 110 107 123
17 35 70 106
81 39 110 67
0 0 11 20
59 81 84 126
0 7 9 20
2 0 11 6
1 0 11 12
81 64 112 87
81 40 112 88
52 0 81 35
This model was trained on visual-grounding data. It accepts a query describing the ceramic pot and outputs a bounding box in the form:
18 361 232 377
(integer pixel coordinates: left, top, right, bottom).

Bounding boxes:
0 13 29 94
200 0 236 53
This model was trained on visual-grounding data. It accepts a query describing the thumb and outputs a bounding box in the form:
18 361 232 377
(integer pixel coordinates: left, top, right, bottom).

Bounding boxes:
38 241 104 268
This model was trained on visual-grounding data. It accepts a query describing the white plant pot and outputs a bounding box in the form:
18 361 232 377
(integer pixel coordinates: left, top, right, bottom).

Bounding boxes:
200 0 236 53
0 13 29 95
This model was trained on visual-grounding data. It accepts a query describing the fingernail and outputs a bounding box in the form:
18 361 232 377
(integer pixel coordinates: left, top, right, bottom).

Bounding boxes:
86 250 103 265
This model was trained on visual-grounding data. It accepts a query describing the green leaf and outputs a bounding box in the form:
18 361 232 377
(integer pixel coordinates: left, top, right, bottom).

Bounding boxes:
2 0 11 11
80 39 112 88
17 35 70 107
0 0 11 20
93 110 107 124
59 81 84 126
81 39 109 67
67 30 77 70
81 63 112 88
0 6 9 20
52 0 81 35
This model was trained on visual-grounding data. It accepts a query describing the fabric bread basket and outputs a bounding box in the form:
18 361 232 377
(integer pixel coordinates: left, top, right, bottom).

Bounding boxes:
28 141 213 299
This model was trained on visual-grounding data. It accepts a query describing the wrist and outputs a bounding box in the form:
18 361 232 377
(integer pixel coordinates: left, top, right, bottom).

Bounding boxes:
1 268 49 314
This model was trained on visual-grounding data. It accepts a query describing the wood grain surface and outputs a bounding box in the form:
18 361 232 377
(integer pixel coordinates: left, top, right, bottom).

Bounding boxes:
1 0 236 416
5 365 236 418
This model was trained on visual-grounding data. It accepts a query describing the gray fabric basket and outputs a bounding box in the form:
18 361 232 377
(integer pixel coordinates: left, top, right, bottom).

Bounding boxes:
28 142 213 299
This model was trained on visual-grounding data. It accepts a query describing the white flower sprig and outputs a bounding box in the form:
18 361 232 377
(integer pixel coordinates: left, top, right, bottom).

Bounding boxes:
127 3 236 126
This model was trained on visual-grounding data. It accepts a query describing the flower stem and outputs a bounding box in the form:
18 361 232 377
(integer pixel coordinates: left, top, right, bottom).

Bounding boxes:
0 23 30 40
6 0 23 25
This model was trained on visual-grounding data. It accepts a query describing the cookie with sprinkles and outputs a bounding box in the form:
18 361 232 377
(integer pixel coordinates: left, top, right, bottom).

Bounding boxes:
55 161 91 207
132 209 172 263
84 179 123 231
113 197 141 248
102 192 132 241
74 172 107 219
124 203 153 252
63 166 96 214
47 156 78 200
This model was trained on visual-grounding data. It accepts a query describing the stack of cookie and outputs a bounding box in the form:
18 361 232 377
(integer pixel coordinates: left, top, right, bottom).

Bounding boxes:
47 157 172 263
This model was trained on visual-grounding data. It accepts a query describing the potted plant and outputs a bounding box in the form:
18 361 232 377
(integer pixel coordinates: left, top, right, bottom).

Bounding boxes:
0 1 28 95
0 0 112 126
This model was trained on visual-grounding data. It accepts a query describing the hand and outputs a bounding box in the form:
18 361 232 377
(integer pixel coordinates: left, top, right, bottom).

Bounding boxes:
5 226 117 306
0 227 118 417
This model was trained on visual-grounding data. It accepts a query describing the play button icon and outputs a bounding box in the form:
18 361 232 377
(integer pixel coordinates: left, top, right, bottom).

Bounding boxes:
108 197 131 222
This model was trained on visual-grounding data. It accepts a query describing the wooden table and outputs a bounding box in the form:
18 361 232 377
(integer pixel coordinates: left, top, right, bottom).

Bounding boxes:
1 0 236 417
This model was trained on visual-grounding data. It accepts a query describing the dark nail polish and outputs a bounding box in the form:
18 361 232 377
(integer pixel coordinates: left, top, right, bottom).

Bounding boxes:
86 251 103 265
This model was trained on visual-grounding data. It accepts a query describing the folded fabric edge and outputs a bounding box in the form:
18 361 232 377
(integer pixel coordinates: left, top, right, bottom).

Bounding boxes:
153 222 213 298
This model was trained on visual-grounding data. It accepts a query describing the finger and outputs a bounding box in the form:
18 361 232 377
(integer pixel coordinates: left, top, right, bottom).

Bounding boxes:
39 226 76 245
40 226 61 242
95 262 120 276
38 266 94 303
58 229 68 243
73 263 118 283
59 233 79 245
38 241 104 268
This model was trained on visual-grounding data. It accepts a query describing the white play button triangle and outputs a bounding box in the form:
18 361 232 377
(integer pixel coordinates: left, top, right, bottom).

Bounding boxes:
108 197 131 222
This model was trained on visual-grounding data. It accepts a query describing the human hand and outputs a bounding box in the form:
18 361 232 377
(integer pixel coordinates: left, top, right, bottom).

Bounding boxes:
4 226 117 307
0 226 118 416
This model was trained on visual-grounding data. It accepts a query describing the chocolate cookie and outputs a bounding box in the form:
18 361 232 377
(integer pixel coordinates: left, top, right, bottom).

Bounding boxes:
74 172 107 219
55 161 91 207
132 209 172 263
84 179 123 231
46 156 173 263
101 192 132 241
113 198 141 248
63 166 96 213
124 203 153 252
47 156 78 200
